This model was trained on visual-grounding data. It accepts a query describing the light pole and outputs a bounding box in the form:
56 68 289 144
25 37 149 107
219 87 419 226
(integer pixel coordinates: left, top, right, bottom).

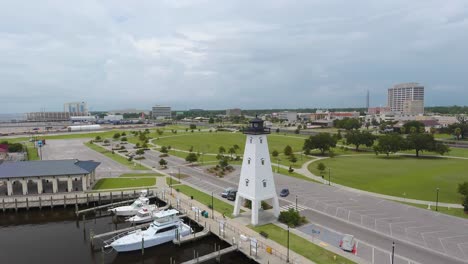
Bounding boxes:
178 167 181 183
211 192 214 219
170 170 173 195
436 188 440 211
295 195 298 212
287 225 290 263
277 158 280 173
391 241 395 264
328 168 331 186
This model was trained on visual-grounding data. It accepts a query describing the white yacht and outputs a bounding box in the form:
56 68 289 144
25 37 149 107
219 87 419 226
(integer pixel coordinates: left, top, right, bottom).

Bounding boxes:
106 209 192 252
125 206 159 224
108 193 155 216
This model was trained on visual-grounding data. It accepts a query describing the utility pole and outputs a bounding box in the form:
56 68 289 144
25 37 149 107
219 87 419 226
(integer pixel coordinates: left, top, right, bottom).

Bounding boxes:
328 168 331 186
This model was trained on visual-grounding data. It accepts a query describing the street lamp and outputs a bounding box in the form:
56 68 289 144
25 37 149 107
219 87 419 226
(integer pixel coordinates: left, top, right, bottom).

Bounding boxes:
178 167 181 183
277 158 280 173
436 188 440 211
295 195 298 212
170 170 173 195
328 168 331 186
211 192 214 219
391 241 395 264
287 225 290 263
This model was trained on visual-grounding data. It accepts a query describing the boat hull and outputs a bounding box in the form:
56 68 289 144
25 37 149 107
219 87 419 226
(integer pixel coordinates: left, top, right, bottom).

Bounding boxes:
111 225 192 252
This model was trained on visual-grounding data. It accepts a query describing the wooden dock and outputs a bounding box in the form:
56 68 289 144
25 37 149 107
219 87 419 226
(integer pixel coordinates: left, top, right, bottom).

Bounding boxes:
180 245 238 264
173 229 211 245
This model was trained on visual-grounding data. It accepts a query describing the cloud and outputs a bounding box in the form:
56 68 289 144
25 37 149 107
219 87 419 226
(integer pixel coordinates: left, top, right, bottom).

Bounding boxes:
0 0 468 113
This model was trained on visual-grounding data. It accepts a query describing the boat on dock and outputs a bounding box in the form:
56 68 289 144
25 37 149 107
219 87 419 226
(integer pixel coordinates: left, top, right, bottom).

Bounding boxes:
125 206 159 224
108 191 154 216
105 209 192 252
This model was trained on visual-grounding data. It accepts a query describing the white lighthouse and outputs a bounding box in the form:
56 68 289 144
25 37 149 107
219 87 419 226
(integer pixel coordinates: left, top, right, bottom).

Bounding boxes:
233 117 280 225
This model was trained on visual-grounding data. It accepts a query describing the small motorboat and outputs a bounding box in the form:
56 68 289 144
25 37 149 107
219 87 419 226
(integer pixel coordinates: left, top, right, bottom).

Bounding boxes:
108 191 154 216
106 209 192 252
126 206 159 224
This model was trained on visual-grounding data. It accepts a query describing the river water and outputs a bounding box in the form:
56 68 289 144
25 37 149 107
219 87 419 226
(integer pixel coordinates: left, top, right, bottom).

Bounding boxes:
0 207 256 264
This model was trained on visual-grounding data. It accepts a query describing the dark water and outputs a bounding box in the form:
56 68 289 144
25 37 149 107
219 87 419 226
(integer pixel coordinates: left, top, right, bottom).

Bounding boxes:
0 207 256 264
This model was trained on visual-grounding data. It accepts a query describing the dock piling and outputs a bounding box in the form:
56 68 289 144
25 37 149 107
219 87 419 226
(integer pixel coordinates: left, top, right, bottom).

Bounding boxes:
39 197 42 210
64 195 66 208
50 196 53 209
141 237 144 255
2 198 5 212
15 198 18 212
26 198 29 211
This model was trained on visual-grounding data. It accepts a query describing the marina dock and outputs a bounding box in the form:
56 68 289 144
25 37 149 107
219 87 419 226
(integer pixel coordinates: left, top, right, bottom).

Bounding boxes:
180 245 238 264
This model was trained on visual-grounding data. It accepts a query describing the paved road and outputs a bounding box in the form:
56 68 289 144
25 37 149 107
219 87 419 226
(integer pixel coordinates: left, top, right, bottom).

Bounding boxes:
135 147 468 264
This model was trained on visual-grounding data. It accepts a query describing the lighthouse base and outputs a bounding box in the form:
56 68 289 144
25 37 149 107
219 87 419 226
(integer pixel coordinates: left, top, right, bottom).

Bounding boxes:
233 195 280 226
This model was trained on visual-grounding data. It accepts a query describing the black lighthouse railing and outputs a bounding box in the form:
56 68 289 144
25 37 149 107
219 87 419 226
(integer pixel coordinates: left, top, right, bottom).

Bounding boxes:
243 116 271 135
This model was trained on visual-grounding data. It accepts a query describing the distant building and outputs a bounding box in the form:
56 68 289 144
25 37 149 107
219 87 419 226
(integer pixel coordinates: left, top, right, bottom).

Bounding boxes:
388 83 424 114
226 108 242 117
367 107 391 115
107 108 149 115
64 102 88 115
26 112 72 121
278 111 297 123
152 105 171 120
104 115 123 122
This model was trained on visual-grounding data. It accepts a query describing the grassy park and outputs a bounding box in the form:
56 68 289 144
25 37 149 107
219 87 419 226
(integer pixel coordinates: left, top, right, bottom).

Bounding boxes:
92 177 156 190
84 142 149 170
309 155 467 203
251 224 355 264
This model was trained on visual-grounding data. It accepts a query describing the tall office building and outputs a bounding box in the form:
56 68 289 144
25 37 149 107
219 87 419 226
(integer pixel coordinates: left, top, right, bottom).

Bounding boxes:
64 102 88 115
387 83 424 114
151 105 171 120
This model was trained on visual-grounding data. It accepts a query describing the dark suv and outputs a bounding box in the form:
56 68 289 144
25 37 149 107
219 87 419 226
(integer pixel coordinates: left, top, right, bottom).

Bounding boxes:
227 191 237 201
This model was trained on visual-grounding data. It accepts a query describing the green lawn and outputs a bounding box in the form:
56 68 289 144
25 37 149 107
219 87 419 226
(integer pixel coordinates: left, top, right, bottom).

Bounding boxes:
308 155 468 203
154 132 307 157
167 177 181 185
274 166 322 184
251 224 355 264
399 201 468 219
93 177 156 190
119 173 163 177
25 142 40 160
175 185 240 217
399 147 468 158
84 142 149 170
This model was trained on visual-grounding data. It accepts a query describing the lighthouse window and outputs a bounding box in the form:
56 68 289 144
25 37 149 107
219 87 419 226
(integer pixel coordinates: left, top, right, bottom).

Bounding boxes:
245 179 249 187
262 180 267 188
259 137 263 144
248 158 251 165
261 158 265 165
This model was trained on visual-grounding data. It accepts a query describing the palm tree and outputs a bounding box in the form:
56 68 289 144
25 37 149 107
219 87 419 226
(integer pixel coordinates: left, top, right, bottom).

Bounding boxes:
228 147 236 158
455 128 462 140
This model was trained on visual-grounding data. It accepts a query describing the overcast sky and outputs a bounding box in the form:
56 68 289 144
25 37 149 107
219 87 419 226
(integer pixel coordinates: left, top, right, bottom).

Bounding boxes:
1 0 467 113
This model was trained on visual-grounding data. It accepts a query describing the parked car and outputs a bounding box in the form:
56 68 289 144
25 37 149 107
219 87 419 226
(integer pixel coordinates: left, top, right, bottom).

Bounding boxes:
227 191 237 201
339 234 356 252
279 188 290 197
221 187 234 198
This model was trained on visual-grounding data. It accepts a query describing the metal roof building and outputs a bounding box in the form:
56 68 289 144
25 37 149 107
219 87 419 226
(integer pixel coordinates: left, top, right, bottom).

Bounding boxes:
0 159 100 196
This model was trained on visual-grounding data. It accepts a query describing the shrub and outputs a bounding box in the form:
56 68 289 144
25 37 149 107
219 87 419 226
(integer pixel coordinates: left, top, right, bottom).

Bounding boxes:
288 166 294 173
278 208 307 227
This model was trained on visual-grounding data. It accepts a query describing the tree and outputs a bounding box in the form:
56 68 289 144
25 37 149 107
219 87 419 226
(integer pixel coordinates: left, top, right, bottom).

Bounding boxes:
135 142 140 148
457 182 468 196
218 146 226 154
121 137 128 142
190 124 197 129
159 158 167 168
156 129 163 136
185 152 198 163
303 133 337 155
374 133 404 156
345 130 375 151
455 127 462 140
136 149 145 155
271 150 279 158
317 162 326 176
209 117 214 124
121 132 126 136
188 146 194 152
289 154 297 164
160 146 168 153
284 145 293 156
276 128 280 133
113 133 121 139
139 133 147 142
219 156 229 169
406 133 449 157
142 143 148 149
228 147 236 158
403 121 425 134
233 144 240 151
333 118 361 130
365 122 370 130
95 136 101 141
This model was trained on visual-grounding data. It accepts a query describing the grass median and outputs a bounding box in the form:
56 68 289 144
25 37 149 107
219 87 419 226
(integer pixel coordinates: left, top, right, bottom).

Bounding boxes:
251 224 356 264
174 184 241 218
93 177 156 190
84 142 149 170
